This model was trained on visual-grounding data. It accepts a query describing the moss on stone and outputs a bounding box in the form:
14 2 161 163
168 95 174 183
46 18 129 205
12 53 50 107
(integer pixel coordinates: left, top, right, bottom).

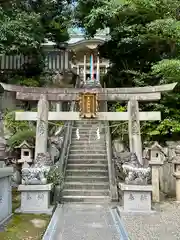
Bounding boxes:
0 214 50 240
0 188 50 240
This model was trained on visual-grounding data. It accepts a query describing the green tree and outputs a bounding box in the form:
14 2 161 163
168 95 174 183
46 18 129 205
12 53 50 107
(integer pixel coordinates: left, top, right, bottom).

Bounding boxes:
75 0 180 141
0 0 72 82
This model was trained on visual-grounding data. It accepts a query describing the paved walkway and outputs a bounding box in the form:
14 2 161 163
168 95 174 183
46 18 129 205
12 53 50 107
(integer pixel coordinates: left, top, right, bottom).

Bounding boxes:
43 204 120 240
121 201 180 240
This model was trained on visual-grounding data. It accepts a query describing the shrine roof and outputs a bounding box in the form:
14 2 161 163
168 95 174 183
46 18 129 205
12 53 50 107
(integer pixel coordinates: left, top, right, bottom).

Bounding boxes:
0 82 177 94
43 28 110 47
15 140 34 149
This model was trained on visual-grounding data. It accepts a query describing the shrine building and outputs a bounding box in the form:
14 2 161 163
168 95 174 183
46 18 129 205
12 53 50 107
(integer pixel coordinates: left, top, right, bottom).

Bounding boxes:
0 28 110 82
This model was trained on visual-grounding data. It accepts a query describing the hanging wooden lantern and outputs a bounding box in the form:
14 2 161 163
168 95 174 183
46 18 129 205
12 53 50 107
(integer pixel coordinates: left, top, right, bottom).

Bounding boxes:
79 93 98 118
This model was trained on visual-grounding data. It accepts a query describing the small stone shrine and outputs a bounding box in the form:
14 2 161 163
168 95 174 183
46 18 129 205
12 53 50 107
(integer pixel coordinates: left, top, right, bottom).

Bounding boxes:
15 140 34 168
149 142 166 163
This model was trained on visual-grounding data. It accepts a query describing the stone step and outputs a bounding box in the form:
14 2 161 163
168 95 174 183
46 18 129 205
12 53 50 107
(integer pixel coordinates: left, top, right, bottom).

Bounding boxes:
71 137 105 141
66 169 108 177
72 125 105 131
74 122 101 125
73 126 104 129
70 144 106 151
72 132 105 140
64 182 109 190
74 122 103 125
65 176 109 183
68 159 108 165
70 142 106 146
72 130 105 133
67 164 108 171
61 195 110 203
69 150 107 154
68 154 107 160
72 128 105 131
62 189 109 196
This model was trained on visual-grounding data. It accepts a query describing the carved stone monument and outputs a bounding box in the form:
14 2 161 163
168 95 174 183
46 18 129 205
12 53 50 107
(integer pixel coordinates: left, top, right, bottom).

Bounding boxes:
17 183 53 215
119 183 153 212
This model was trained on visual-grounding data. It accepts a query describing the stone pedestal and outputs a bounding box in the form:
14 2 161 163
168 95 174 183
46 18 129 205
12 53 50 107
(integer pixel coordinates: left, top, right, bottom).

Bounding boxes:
149 161 163 203
119 183 153 212
17 183 54 215
0 167 13 225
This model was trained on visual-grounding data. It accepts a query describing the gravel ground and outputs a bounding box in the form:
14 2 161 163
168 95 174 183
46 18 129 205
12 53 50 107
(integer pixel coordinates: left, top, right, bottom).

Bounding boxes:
121 201 180 240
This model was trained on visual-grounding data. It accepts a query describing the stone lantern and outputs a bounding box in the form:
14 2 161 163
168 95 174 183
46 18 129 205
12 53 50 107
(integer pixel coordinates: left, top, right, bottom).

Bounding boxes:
15 141 34 168
149 142 165 163
172 145 180 201
149 142 165 202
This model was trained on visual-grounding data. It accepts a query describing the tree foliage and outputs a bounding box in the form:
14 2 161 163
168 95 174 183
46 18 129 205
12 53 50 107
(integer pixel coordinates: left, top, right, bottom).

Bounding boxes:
0 0 72 55
75 0 180 141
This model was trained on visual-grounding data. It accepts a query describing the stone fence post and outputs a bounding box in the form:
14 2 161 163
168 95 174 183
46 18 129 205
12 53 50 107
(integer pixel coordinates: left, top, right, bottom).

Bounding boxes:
172 146 180 201
149 160 163 202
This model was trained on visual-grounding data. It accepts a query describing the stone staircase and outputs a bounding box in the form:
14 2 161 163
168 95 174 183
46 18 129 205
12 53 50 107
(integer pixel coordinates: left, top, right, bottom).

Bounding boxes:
62 120 110 203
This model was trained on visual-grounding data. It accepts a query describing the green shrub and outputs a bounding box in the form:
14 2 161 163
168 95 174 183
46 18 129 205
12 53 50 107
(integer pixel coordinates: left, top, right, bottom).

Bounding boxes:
7 129 35 149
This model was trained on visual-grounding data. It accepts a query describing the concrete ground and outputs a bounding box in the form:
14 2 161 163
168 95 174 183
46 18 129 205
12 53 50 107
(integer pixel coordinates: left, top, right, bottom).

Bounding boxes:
43 204 120 240
121 201 180 240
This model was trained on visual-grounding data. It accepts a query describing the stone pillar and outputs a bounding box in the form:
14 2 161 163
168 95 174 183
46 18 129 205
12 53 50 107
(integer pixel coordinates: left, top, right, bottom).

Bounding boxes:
83 54 86 82
97 53 100 82
172 146 180 201
174 173 180 201
56 102 62 112
35 94 49 160
149 161 163 202
77 65 80 76
128 100 143 165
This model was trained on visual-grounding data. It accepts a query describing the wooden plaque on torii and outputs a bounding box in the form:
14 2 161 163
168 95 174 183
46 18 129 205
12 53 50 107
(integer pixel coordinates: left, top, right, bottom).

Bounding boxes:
78 93 99 119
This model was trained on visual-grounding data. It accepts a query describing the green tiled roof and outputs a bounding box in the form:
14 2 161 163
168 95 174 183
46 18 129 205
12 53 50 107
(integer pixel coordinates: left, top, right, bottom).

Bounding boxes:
68 27 109 36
